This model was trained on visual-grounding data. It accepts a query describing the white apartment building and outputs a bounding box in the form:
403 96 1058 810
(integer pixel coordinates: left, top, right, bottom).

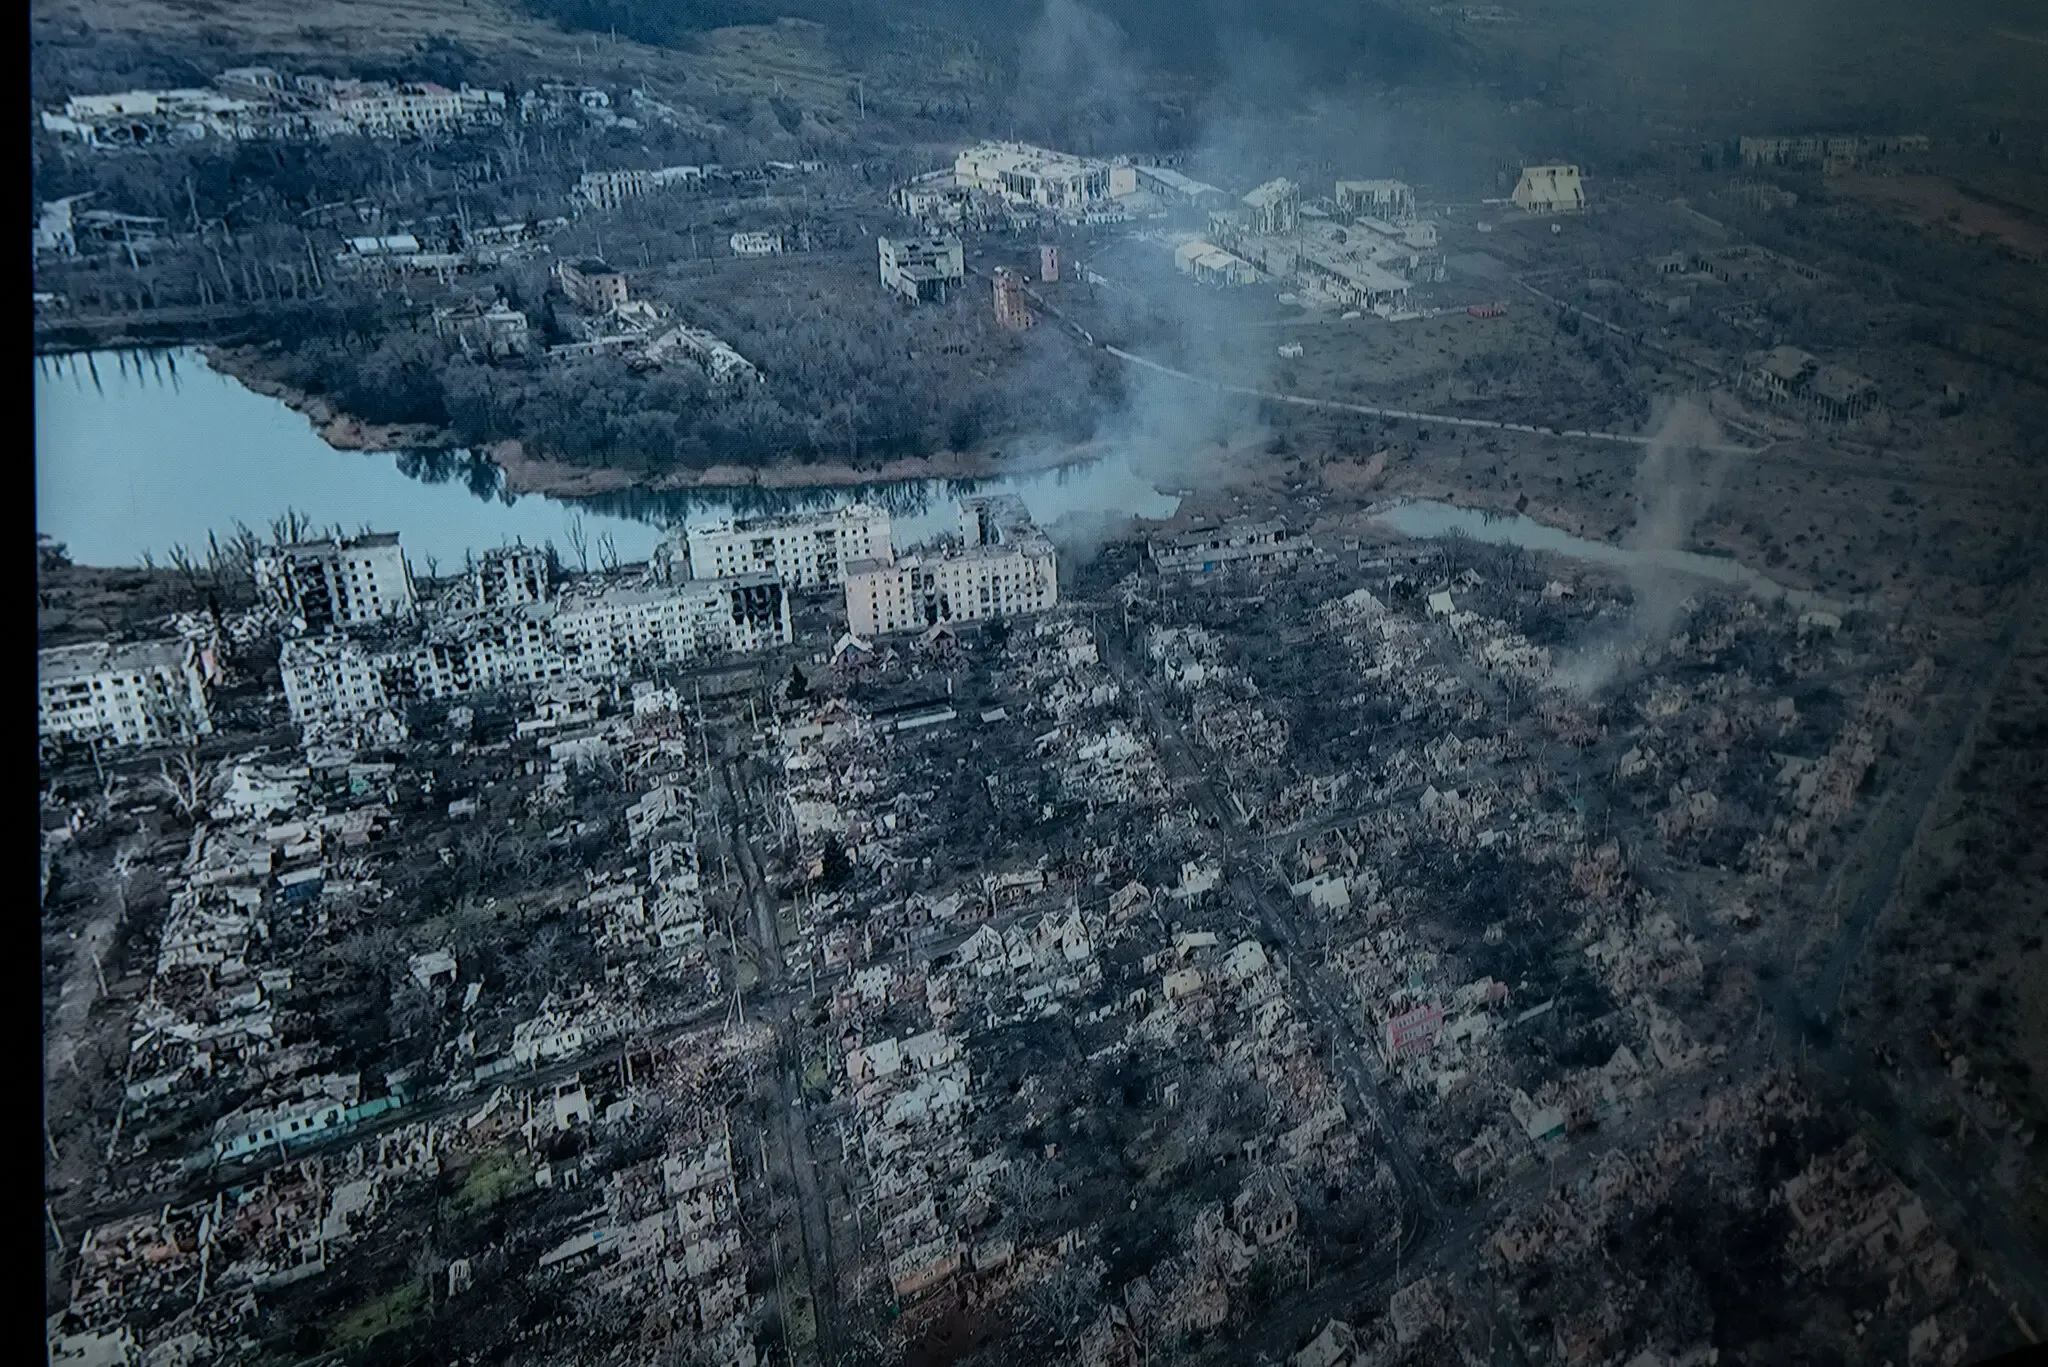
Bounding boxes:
953 141 1112 211
685 503 892 591
843 496 1056 636
278 575 791 725
40 638 214 750
255 533 416 634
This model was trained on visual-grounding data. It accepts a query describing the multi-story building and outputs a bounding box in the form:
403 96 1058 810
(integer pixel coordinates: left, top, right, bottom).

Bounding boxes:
557 258 628 312
255 533 416 634
844 497 1056 636
992 268 1034 329
278 575 791 726
1242 178 1301 235
953 141 1112 211
1148 519 1312 575
40 638 214 750
472 545 553 609
324 81 501 137
877 235 964 303
685 504 892 591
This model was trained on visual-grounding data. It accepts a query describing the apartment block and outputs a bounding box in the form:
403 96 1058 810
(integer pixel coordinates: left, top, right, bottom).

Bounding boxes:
685 504 893 591
254 533 416 634
40 638 214 749
844 496 1056 636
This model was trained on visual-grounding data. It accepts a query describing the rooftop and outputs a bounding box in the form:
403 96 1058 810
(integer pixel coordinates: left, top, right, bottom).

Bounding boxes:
41 638 192 682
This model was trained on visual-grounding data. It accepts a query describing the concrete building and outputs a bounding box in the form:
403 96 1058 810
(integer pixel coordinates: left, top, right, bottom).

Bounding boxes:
1743 346 1881 425
877 235 964 303
557 258 629 312
1040 244 1059 282
472 545 553 608
1512 164 1585 214
992 268 1034 329
323 81 502 137
432 300 531 358
40 638 215 750
280 574 792 726
1173 239 1259 286
1133 165 1227 207
843 496 1057 636
1149 520 1311 574
1242 178 1301 235
1335 179 1415 223
953 141 1112 211
729 231 784 257
685 504 893 590
255 532 416 634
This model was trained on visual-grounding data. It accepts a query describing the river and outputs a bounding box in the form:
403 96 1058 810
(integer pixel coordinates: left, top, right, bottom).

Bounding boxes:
34 348 1179 570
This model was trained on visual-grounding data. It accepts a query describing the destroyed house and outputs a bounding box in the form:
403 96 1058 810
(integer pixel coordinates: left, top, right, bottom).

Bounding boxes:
1148 520 1308 574
1743 346 1880 424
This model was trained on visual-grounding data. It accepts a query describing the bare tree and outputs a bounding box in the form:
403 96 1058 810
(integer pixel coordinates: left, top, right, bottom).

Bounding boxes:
155 749 208 818
566 514 591 574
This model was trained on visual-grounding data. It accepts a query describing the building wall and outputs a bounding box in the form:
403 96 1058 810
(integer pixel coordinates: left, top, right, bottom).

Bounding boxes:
686 506 893 590
255 537 415 634
845 543 1057 636
40 641 214 749
278 578 793 725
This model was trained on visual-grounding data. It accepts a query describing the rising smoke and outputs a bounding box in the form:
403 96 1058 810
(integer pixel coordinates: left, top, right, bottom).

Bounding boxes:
1554 395 1737 697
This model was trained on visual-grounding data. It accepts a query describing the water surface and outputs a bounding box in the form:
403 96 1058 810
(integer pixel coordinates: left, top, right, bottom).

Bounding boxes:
35 349 1179 570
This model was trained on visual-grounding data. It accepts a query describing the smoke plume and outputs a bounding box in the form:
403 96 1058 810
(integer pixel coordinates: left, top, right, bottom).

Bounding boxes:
1555 395 1736 696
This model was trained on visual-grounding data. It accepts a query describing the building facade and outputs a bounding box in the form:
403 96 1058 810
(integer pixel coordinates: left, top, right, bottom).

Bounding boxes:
877 235 964 303
255 533 416 634
953 141 1112 211
40 638 215 749
843 497 1057 636
558 258 629 312
279 576 791 726
685 504 893 591
1149 520 1311 574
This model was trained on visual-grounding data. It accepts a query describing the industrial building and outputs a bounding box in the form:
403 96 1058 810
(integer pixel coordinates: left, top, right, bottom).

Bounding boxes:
39 638 216 750
1336 179 1416 223
557 258 629 312
254 532 416 635
1511 165 1586 214
1148 520 1312 574
1242 179 1301 236
1173 239 1259 286
1135 165 1228 207
878 235 964 303
684 504 894 591
953 141 1112 211
843 497 1057 636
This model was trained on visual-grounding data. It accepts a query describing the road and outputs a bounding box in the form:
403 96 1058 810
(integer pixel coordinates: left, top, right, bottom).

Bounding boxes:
716 756 845 1366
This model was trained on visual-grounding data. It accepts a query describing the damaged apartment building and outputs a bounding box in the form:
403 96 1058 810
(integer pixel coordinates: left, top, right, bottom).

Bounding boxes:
844 496 1058 636
277 537 791 731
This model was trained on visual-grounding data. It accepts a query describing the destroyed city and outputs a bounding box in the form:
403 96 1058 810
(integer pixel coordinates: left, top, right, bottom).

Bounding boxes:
31 1 2048 1365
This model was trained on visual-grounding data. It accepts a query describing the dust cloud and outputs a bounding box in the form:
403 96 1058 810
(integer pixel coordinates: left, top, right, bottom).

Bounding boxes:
1554 395 1739 697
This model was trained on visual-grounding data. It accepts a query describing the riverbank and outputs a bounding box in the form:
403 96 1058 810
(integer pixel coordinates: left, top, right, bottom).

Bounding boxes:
203 348 453 455
202 345 1121 500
